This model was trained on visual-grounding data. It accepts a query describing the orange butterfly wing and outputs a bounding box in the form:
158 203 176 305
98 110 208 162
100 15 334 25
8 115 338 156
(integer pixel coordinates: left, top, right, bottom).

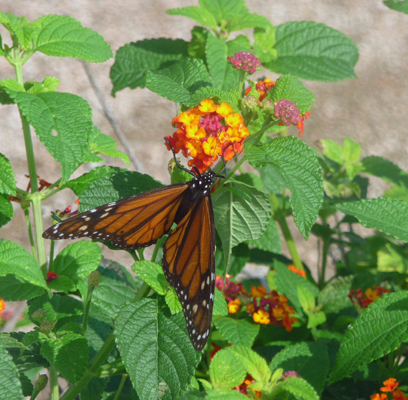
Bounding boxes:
42 184 189 249
163 195 215 351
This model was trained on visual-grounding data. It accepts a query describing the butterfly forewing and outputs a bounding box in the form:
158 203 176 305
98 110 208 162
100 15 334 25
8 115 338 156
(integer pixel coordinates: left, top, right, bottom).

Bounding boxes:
163 195 215 351
42 184 188 249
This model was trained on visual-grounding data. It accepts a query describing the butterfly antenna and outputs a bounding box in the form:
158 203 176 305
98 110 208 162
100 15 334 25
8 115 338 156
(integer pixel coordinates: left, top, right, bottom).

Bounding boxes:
164 137 197 177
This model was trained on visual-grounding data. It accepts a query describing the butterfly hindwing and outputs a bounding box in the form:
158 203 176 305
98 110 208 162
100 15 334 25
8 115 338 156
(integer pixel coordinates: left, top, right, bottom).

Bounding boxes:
163 195 215 351
42 183 189 249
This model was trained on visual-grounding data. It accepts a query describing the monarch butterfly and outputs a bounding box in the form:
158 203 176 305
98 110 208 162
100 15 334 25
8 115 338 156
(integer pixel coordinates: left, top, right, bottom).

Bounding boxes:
43 138 227 351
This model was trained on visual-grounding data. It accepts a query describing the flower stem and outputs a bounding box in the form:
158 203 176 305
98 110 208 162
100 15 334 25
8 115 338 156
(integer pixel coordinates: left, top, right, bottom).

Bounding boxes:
24 207 37 259
270 194 304 272
49 366 59 400
31 193 47 277
59 332 116 400
82 285 95 336
113 375 128 400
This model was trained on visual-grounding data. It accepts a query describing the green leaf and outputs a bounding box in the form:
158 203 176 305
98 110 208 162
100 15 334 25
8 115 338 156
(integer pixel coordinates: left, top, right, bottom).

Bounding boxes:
53 241 102 282
342 138 361 164
0 346 24 400
384 0 408 14
87 126 129 165
361 155 408 189
329 291 408 384
32 15 112 61
47 275 76 293
212 181 271 267
146 58 211 104
188 26 209 59
167 7 218 30
200 0 248 24
115 299 201 400
0 78 25 93
0 195 13 228
384 186 408 202
0 334 28 349
28 293 83 324
132 261 168 295
0 275 45 301
226 35 252 55
278 376 320 400
247 218 281 253
41 333 89 383
257 164 287 194
377 242 408 273
228 12 271 32
26 76 60 95
246 137 323 239
90 266 136 318
297 285 315 312
270 342 329 396
63 166 122 196
320 139 344 165
206 389 248 399
210 348 246 389
213 288 228 316
268 21 358 82
318 276 353 315
269 75 314 115
186 87 240 111
0 153 16 196
206 33 238 90
0 241 49 297
213 316 259 347
0 12 33 51
110 38 188 96
336 198 408 243
274 260 319 315
78 169 163 212
254 21 276 52
227 345 271 385
165 287 182 315
4 90 93 182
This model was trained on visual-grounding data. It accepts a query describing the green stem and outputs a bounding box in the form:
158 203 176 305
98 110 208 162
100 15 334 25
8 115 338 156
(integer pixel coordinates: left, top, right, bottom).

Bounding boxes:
82 285 95 336
59 332 116 400
134 282 150 302
31 194 47 277
23 207 37 259
319 238 330 288
238 70 246 97
49 366 59 400
113 375 128 400
270 194 304 272
49 240 55 271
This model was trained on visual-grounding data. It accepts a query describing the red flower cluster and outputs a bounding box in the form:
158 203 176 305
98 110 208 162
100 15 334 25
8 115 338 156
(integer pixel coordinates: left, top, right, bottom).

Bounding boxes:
216 275 298 332
371 378 407 400
227 52 261 74
349 286 391 308
46 271 59 283
234 374 262 398
165 100 249 172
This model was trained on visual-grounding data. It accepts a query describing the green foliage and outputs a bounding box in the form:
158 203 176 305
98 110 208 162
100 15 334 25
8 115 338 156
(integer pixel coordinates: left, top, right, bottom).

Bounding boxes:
1 2 406 400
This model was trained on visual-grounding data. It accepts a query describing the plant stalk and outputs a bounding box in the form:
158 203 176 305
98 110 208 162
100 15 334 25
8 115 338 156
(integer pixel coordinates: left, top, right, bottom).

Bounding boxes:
49 366 59 400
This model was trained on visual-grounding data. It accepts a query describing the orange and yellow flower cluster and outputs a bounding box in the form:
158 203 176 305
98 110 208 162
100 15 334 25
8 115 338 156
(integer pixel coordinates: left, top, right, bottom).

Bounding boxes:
216 275 298 332
0 298 5 316
371 378 407 400
349 286 391 309
165 100 249 172
235 373 262 399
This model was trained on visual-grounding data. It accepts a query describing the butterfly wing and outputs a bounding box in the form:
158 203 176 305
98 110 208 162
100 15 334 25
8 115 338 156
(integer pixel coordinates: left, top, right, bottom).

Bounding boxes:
163 195 215 351
43 183 189 250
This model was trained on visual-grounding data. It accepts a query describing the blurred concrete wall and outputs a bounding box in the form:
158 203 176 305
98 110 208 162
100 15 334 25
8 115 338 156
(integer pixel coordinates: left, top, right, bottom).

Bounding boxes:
0 0 407 272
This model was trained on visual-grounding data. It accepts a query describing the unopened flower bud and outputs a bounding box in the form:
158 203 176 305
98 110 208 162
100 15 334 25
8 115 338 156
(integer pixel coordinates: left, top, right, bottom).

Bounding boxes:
35 374 48 391
262 99 274 111
32 309 47 323
242 95 258 110
88 270 101 288
39 321 54 334
282 371 301 380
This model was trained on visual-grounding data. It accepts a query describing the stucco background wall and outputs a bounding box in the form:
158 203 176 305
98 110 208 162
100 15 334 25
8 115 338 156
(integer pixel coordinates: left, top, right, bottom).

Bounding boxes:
1 0 407 276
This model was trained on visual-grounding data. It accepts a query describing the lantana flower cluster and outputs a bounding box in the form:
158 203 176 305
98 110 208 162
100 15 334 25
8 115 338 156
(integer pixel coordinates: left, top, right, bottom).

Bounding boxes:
371 378 407 400
216 275 298 332
349 286 391 309
235 373 262 399
227 52 261 74
165 100 249 172
244 77 311 136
